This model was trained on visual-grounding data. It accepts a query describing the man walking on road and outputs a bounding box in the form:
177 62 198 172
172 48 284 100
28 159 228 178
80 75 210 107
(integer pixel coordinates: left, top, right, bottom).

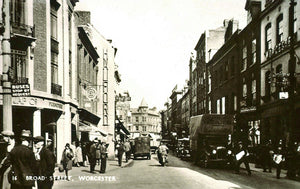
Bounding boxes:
124 139 131 163
234 141 251 176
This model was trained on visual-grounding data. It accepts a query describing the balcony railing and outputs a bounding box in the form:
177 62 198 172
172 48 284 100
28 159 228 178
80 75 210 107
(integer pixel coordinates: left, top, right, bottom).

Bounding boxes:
11 22 35 37
11 77 28 84
51 83 62 96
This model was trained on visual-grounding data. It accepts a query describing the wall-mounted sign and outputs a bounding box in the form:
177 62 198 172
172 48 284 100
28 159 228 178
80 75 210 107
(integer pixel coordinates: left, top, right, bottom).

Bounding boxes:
12 84 30 97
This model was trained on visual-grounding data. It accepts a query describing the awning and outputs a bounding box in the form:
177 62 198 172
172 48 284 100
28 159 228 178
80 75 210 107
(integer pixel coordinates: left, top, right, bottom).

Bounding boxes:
78 108 101 125
78 121 107 136
116 118 130 135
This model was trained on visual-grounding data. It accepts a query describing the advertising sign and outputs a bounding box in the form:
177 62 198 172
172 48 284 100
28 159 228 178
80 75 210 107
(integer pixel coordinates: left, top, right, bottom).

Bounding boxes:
12 84 31 97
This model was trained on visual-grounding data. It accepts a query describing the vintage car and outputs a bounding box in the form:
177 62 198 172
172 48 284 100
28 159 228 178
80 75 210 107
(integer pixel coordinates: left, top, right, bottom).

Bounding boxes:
176 138 191 160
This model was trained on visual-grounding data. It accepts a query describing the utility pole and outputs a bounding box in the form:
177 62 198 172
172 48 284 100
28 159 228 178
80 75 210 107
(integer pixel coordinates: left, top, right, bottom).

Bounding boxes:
1 0 12 132
288 0 297 144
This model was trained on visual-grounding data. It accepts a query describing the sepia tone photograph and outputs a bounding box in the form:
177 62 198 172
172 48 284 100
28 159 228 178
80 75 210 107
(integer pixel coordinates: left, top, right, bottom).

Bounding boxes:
0 0 300 188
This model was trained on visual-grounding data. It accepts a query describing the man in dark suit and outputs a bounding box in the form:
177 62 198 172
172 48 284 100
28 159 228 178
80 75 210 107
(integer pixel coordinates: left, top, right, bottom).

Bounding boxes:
6 130 37 189
34 136 56 189
89 139 97 173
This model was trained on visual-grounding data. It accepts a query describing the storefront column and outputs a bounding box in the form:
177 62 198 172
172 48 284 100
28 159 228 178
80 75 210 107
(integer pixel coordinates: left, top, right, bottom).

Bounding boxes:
33 108 41 137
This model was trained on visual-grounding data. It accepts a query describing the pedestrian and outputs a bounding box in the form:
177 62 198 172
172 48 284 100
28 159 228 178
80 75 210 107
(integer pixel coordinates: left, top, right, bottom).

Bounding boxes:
116 141 125 167
75 141 83 167
261 140 273 173
46 138 53 152
81 142 88 167
234 141 251 176
99 141 109 173
124 139 131 163
95 140 101 166
33 136 56 189
286 141 297 179
61 143 73 180
4 130 37 189
273 140 286 179
89 139 97 173
70 141 76 166
0 130 15 189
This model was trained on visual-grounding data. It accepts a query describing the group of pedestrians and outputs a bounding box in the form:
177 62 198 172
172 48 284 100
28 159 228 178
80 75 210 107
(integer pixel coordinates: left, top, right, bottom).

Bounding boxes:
88 138 108 174
258 139 300 179
0 130 55 189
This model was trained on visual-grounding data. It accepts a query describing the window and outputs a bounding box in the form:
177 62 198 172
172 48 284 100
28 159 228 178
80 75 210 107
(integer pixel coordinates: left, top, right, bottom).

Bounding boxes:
208 71 211 92
265 23 272 51
51 3 58 40
143 126 146 132
225 61 229 80
135 117 139 122
231 56 235 76
243 83 247 98
217 99 220 114
51 52 58 84
10 0 25 24
208 97 211 113
252 79 256 105
251 39 256 64
142 117 146 122
11 50 27 84
265 71 271 97
221 97 225 114
234 95 237 111
242 41 247 71
136 126 139 131
276 64 283 92
276 14 283 44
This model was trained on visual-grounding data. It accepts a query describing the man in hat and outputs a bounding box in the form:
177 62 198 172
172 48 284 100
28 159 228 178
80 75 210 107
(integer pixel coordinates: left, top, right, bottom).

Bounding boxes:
89 139 97 173
5 130 37 189
234 141 251 175
34 136 55 189
99 141 109 173
46 138 53 151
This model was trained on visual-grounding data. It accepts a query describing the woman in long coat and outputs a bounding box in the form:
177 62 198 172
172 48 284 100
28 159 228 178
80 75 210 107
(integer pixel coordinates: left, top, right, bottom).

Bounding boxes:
61 143 74 179
75 142 83 166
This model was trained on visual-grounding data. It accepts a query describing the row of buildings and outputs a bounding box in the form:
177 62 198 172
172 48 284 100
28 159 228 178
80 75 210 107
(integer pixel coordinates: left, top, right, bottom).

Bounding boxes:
115 93 161 145
161 0 300 147
0 0 121 160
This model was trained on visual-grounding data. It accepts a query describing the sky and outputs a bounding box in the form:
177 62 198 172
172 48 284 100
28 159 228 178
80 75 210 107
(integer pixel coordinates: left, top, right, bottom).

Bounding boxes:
75 0 247 110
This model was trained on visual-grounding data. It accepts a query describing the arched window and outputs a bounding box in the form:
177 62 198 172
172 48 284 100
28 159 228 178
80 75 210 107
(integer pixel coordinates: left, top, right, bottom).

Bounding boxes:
276 14 283 44
265 23 272 51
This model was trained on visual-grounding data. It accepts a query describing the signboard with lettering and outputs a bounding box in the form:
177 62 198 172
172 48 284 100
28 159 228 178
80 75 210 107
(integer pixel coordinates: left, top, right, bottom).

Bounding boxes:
12 84 31 97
